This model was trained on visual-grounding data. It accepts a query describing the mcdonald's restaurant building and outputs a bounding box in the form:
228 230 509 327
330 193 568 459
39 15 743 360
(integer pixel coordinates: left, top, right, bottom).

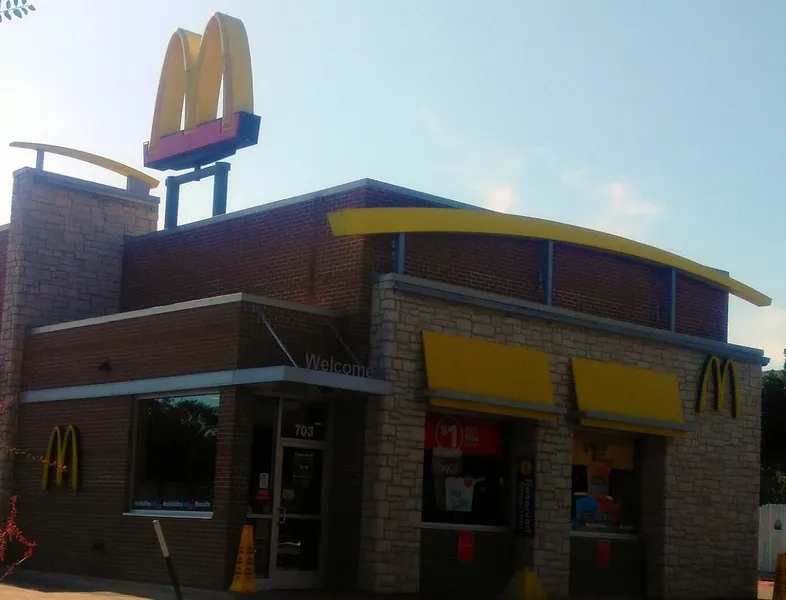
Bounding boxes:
0 162 769 599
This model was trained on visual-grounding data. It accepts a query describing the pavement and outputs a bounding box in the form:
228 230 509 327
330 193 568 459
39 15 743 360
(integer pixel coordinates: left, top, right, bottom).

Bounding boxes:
0 571 777 599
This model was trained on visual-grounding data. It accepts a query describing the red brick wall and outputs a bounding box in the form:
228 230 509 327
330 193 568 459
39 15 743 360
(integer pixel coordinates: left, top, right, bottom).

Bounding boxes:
14 396 230 589
22 301 358 391
121 189 368 313
552 243 672 331
405 234 546 304
22 304 243 390
675 273 728 341
0 227 9 320
120 183 729 346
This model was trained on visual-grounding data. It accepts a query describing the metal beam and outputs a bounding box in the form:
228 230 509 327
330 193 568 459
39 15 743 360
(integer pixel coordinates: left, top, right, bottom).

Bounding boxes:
545 240 554 306
669 267 677 332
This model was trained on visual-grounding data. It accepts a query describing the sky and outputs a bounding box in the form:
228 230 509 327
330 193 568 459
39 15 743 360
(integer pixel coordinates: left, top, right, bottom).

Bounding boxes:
0 0 784 365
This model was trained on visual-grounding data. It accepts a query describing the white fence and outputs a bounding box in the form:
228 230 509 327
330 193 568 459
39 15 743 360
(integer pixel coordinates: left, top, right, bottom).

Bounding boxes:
759 504 786 573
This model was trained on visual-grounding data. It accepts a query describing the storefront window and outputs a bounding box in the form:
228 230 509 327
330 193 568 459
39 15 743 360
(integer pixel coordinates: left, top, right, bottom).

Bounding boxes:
571 433 639 534
132 393 220 513
421 412 508 527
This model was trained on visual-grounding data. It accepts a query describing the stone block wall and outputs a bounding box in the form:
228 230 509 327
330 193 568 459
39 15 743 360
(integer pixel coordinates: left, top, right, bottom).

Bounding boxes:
359 276 761 598
0 168 159 505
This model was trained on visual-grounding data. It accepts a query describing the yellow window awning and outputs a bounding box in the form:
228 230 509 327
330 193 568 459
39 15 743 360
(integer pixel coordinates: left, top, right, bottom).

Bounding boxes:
570 357 692 436
419 330 565 421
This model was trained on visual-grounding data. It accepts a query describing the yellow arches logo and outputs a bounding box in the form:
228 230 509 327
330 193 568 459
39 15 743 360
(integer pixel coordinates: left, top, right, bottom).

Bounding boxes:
697 357 739 417
41 425 79 491
143 12 260 171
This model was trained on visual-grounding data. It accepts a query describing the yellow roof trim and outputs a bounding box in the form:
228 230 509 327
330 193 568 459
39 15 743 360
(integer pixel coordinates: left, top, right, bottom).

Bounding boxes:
328 207 771 308
10 141 160 190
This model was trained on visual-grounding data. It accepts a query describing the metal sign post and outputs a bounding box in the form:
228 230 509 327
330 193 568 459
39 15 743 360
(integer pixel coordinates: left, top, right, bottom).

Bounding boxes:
152 520 184 600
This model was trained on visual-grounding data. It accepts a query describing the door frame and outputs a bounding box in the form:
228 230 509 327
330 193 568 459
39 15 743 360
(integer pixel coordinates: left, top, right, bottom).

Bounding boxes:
252 395 333 591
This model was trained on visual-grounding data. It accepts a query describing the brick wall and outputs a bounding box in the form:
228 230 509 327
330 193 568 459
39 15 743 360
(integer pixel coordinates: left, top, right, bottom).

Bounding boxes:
121 182 730 346
22 304 243 390
361 278 759 597
552 243 672 331
675 272 729 340
121 190 368 313
405 235 546 303
22 299 356 391
14 392 237 590
0 169 159 510
0 228 9 319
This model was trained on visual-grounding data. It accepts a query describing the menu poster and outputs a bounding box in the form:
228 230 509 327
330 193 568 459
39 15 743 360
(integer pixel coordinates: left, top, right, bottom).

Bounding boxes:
425 413 501 457
444 477 484 512
515 458 535 538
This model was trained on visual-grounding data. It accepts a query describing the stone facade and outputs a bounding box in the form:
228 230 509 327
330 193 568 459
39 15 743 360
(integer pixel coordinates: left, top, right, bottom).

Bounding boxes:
0 168 158 506
359 276 761 598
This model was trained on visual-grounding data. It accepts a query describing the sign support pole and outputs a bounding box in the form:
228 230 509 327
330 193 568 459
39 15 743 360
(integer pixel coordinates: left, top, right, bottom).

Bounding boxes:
163 162 232 229
152 520 184 600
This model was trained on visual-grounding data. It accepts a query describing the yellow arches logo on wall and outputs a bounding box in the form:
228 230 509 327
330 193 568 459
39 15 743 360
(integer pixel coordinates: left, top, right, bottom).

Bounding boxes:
697 356 739 418
41 425 79 491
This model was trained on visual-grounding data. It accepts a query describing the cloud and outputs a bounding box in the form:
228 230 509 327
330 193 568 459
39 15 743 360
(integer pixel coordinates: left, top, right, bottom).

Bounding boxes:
416 107 660 238
728 301 786 370
416 107 536 213
560 168 663 240
485 186 515 212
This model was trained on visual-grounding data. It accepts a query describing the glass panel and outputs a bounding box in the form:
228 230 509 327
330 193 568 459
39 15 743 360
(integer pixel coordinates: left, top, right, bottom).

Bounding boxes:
249 425 276 515
275 518 321 572
252 518 272 578
280 400 328 441
133 393 219 512
421 413 509 526
279 447 323 516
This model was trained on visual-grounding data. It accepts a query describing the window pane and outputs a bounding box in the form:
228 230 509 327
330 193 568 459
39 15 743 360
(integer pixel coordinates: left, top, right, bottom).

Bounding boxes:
570 434 639 534
421 412 509 527
133 393 219 512
280 400 327 441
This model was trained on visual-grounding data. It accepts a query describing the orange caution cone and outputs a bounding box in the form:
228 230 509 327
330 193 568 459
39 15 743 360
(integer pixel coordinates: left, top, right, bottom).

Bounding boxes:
229 525 257 594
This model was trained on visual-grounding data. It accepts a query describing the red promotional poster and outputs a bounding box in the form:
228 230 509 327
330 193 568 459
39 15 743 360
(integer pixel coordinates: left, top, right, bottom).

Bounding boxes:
425 413 501 457
457 531 474 562
596 540 611 568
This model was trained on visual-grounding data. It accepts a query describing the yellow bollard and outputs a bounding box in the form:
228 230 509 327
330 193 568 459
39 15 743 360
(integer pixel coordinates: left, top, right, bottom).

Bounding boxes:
500 568 547 600
229 525 257 594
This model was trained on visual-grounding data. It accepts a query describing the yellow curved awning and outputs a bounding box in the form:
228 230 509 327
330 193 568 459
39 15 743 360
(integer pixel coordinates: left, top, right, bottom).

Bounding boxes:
420 330 564 421
571 357 691 436
327 207 771 308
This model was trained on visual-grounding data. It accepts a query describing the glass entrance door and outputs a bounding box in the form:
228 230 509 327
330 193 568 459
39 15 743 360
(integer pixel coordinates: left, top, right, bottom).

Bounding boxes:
247 397 329 590
271 444 325 588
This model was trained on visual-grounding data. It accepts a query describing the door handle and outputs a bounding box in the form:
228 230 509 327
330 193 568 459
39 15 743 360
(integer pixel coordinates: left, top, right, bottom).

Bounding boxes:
276 505 287 524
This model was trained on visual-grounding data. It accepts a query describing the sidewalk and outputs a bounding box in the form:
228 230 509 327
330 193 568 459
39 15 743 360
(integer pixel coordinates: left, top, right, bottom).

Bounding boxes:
0 570 776 600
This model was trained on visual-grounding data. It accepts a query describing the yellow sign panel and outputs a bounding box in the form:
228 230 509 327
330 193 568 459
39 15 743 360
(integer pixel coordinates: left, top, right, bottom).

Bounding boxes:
697 356 739 417
41 425 79 491
148 12 254 151
572 434 635 470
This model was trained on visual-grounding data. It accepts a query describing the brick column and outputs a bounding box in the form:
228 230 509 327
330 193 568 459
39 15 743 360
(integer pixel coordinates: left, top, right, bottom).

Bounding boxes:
532 418 572 597
0 168 159 508
358 280 425 593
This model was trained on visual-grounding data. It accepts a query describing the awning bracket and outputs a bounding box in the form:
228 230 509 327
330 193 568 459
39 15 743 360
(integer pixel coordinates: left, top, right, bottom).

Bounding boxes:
568 409 695 433
328 321 362 367
251 304 298 368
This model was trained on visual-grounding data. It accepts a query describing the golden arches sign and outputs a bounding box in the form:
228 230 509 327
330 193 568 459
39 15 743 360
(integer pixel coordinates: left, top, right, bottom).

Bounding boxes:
41 425 79 491
144 12 259 171
697 356 739 418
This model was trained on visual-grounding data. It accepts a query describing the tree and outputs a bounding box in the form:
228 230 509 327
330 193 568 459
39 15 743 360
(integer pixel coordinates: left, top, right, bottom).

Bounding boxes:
761 350 786 504
0 0 36 23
